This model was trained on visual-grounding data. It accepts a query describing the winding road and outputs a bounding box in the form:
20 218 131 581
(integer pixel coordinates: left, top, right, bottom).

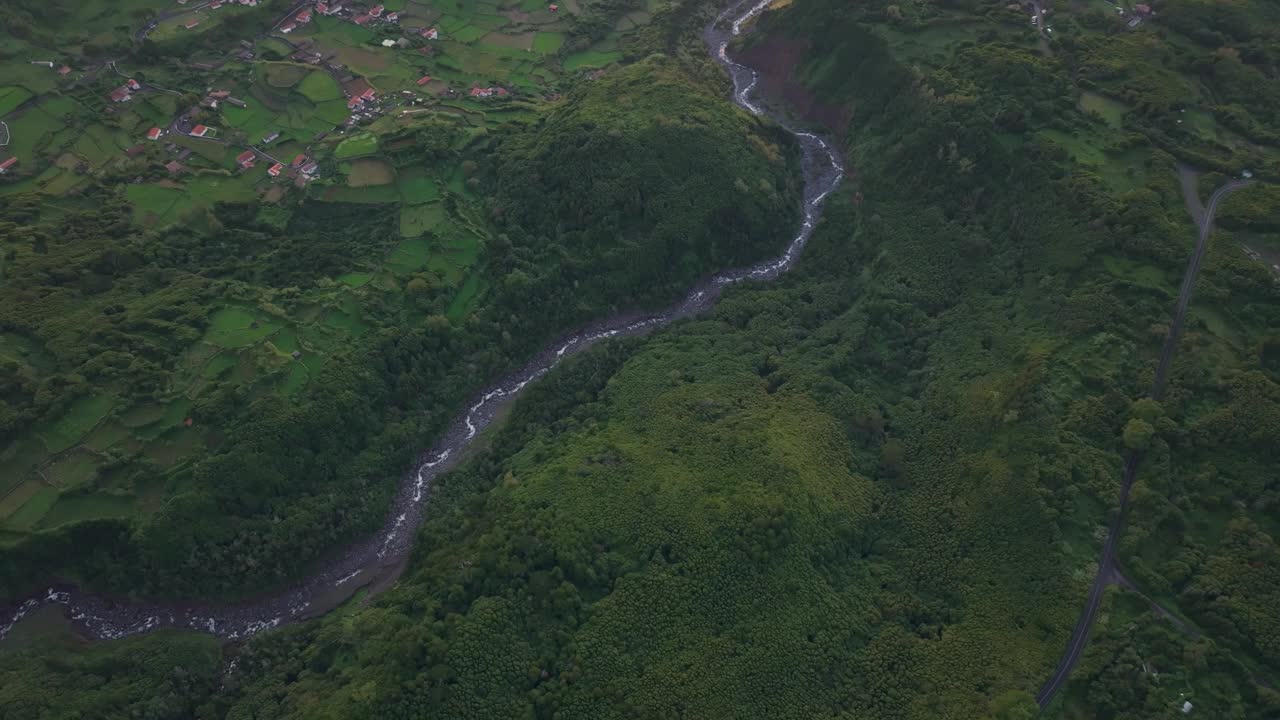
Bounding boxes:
0 0 842 645
1035 174 1251 708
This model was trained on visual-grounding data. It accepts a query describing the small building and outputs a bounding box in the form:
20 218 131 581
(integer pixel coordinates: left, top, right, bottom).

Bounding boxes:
381 38 396 47
209 90 231 99
190 124 211 137
0 157 17 174
416 74 432 85
386 11 398 21
316 2 329 13
422 27 438 39
236 150 257 168
549 4 558 10
262 131 281 144
57 65 71 75
1135 3 1152 14
370 4 384 17
184 18 201 29
125 144 147 158
109 87 132 102
268 162 284 177
281 22 297 32
226 97 248 108
300 160 320 176
296 8 313 22
165 160 185 175
146 127 164 140
1242 169 1254 179
292 153 309 168
210 0 223 8
1182 701 1193 714
353 13 370 24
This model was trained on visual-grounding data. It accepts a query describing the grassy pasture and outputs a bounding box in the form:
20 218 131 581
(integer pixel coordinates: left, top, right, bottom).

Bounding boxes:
386 236 433 272
125 184 183 226
5 485 58 531
0 86 33 116
563 48 623 70
263 63 309 88
446 273 487 319
338 272 374 287
299 71 342 101
532 32 565 53
205 308 281 348
399 202 445 237
36 394 115 455
1078 91 1129 129
346 158 396 186
320 183 400 203
397 165 440 203
335 132 379 158
37 493 139 529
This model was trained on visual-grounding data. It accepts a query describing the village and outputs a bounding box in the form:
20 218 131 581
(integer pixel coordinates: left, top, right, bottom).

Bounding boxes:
0 0 622 206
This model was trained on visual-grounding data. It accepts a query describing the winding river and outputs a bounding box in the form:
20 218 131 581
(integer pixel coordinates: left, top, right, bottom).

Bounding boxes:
0 0 843 644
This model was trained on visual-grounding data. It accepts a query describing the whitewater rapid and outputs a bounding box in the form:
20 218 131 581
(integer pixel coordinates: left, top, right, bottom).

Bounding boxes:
0 0 843 644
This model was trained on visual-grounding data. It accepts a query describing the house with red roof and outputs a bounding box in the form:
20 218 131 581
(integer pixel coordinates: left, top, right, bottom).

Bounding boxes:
184 18 201 29
281 22 297 32
316 2 329 13
190 124 211 137
361 87 375 101
126 79 141 91
296 8 312 22
549 4 558 10
0 157 17 174
386 11 398 21
146 127 164 140
416 75 432 86
268 162 284 177
57 65 71 75
353 13 370 24
422 27 438 39
109 87 132 103
292 153 309 168
210 0 223 8
236 150 257 168
370 4 384 17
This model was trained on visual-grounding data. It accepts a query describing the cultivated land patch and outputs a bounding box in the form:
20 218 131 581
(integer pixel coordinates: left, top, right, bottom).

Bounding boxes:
346 158 396 186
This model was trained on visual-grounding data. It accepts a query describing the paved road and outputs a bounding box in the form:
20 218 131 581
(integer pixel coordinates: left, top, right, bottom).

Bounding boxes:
1035 175 1251 708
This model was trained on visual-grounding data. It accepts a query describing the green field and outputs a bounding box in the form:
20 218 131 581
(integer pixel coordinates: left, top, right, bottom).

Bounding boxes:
204 308 282 348
298 71 342 101
396 165 440 203
263 63 309 88
532 31 565 53
399 201 445 237
563 49 622 70
334 131 378 158
319 183 400 203
0 85 34 116
346 157 395 186
385 236 433 272
36 394 115 454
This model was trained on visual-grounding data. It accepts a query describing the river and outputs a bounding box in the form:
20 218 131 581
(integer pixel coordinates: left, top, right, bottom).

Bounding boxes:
0 0 843 644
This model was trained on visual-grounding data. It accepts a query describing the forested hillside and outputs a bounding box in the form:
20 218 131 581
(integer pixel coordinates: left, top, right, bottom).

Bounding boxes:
0 55 796 600
3 0 1280 717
